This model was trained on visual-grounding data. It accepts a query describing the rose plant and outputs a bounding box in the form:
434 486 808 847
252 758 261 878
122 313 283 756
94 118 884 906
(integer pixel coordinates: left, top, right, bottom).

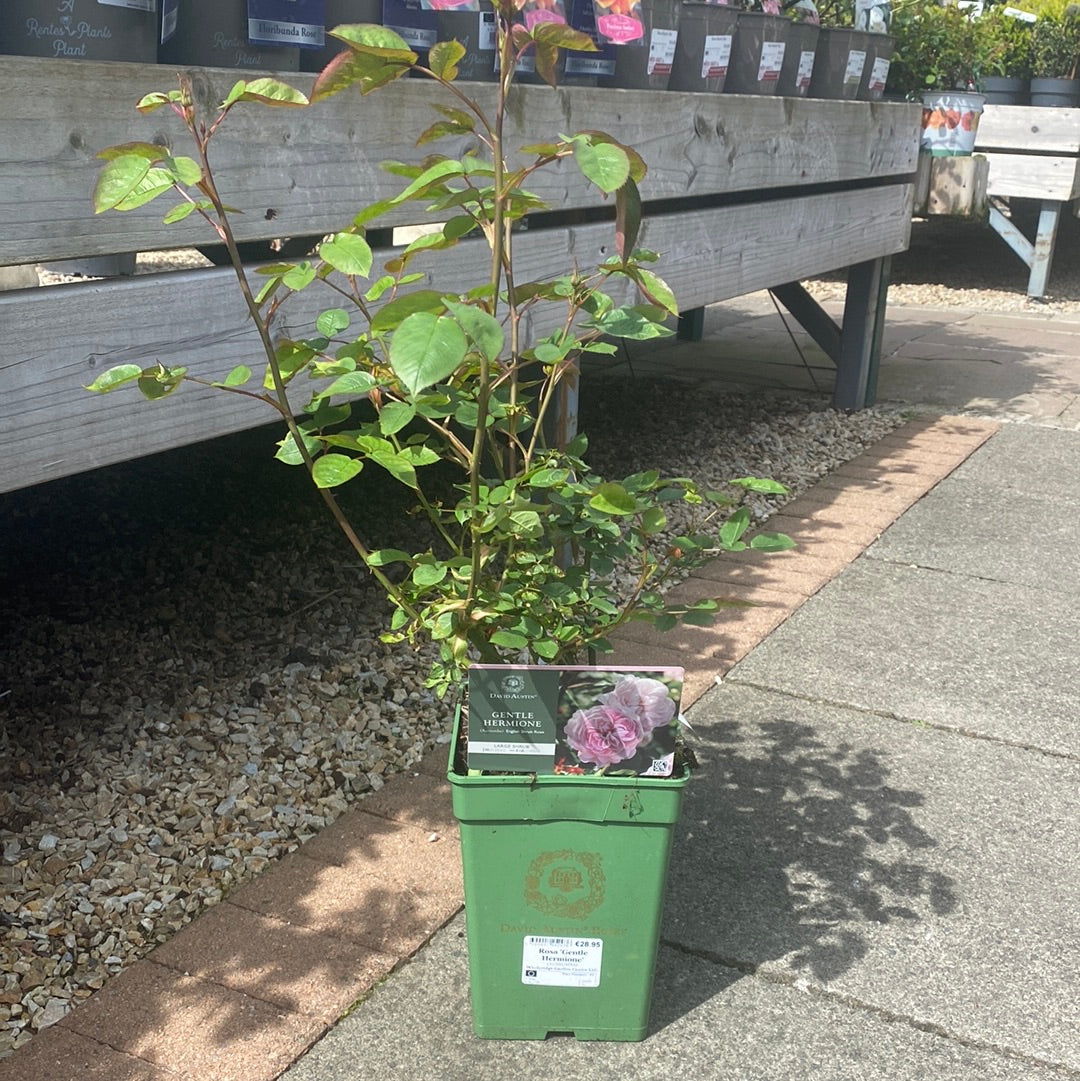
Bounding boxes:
88 5 794 703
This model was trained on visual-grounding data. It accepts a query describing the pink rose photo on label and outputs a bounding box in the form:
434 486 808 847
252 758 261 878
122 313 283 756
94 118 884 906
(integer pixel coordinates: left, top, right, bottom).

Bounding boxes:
556 668 683 776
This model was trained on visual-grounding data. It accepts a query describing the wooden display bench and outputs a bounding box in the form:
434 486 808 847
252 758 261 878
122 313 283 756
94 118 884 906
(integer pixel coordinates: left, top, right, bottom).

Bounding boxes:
975 103 1080 299
0 55 921 495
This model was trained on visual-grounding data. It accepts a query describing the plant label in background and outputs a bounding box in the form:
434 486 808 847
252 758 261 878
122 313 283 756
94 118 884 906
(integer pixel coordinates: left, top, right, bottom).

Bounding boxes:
758 40 785 83
701 33 733 80
467 665 684 776
383 0 438 50
248 0 326 47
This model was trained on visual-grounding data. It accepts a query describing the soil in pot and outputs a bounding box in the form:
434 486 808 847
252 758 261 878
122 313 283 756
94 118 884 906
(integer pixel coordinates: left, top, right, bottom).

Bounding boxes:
159 0 300 70
724 10 787 95
300 0 383 72
1029 76 1080 107
598 0 681 91
669 1 739 93
0 0 159 62
776 19 819 98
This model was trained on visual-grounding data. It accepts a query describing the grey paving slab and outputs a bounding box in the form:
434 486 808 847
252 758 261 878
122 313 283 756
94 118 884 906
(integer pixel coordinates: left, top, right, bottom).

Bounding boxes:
666 683 1080 1073
281 915 1042 1081
867 430 1080 589
728 556 1080 755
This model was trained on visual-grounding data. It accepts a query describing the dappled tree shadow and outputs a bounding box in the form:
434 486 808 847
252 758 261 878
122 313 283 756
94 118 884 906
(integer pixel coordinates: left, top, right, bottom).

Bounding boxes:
655 710 958 1029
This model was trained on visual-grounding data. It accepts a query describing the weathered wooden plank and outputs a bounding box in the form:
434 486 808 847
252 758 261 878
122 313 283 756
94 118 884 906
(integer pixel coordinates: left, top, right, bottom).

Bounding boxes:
0 54 921 265
976 104 1080 154
925 155 989 217
0 183 911 493
982 152 1080 201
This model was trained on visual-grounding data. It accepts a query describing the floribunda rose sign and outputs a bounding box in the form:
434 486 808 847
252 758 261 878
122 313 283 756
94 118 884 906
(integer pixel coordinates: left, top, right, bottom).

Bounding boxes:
466 665 683 776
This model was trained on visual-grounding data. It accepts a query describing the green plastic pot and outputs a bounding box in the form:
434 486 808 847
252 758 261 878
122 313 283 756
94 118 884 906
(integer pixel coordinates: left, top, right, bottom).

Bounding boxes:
447 708 689 1040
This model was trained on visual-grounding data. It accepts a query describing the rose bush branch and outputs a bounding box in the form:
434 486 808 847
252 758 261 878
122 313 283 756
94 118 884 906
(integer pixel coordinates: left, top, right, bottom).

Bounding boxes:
88 5 794 694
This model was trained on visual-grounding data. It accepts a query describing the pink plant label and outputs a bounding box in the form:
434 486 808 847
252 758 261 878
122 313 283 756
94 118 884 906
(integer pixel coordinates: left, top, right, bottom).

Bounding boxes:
596 12 643 44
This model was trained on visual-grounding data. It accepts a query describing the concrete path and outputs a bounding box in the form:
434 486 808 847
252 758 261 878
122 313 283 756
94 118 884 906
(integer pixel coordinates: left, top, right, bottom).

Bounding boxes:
4 295 1079 1081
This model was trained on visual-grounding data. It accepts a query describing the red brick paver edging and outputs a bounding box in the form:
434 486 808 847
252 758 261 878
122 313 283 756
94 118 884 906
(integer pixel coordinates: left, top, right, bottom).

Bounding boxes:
0 415 1000 1081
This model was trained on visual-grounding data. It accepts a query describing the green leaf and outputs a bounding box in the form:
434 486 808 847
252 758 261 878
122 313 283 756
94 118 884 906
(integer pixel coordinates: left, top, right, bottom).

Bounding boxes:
368 548 412 566
442 215 477 241
444 300 504 363
312 453 363 488
282 263 317 290
589 483 637 516
389 313 468 396
275 430 320 465
640 506 667 534
491 629 528 650
429 39 465 80
593 306 672 340
615 175 642 263
412 562 447 587
329 23 412 51
93 155 152 213
573 138 630 194
750 532 797 552
320 233 373 277
218 365 252 387
235 78 309 106
378 401 416 434
162 201 199 224
731 476 790 495
529 467 570 488
135 91 180 114
720 508 751 549
167 156 203 185
84 364 143 393
311 46 413 102
681 608 719 627
636 268 678 316
388 158 466 205
370 290 447 334
532 23 598 51
316 308 351 338
321 371 378 398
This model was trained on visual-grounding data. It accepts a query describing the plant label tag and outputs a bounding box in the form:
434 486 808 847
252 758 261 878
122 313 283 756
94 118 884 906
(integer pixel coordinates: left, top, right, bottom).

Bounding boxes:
796 48 815 88
160 0 178 42
383 0 438 49
757 40 785 82
247 0 326 48
701 33 732 79
867 56 890 91
522 936 603 987
844 47 867 85
468 665 684 776
98 0 156 10
647 28 677 74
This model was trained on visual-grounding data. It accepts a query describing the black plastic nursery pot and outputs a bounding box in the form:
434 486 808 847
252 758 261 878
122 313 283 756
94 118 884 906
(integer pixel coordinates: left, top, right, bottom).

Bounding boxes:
981 75 1028 105
668 1 738 93
776 19 818 98
0 0 159 62
724 11 788 96
599 0 681 91
447 710 690 1041
1029 76 1080 107
434 2 499 82
807 25 871 100
159 0 300 70
300 0 382 71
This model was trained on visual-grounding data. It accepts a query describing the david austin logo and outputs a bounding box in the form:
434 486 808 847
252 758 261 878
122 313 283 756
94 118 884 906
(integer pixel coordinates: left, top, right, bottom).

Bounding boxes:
524 851 605 919
501 674 525 695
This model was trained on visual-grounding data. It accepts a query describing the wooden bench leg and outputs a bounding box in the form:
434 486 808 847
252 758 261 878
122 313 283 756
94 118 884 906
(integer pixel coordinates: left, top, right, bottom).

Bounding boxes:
987 197 1063 300
771 255 891 410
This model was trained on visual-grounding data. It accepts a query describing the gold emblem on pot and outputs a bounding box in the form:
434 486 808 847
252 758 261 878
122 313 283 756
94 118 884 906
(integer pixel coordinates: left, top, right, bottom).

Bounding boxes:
524 850 605 919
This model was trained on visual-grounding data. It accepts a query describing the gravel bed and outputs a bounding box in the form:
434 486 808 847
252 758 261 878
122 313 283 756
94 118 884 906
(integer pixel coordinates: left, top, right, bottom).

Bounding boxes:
0 376 906 1057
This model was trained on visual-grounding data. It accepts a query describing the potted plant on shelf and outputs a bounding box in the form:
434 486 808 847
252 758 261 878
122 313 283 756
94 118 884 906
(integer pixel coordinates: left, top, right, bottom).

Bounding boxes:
1028 7 1080 105
976 4 1034 104
725 0 792 95
807 0 877 100
89 9 794 1042
887 0 986 154
777 0 821 98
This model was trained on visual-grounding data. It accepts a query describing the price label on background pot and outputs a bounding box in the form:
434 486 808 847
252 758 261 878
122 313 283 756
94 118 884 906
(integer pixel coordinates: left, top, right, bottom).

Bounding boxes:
647 28 678 76
757 40 785 83
522 936 603 988
868 56 890 92
796 49 815 89
844 48 867 85
701 33 732 80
